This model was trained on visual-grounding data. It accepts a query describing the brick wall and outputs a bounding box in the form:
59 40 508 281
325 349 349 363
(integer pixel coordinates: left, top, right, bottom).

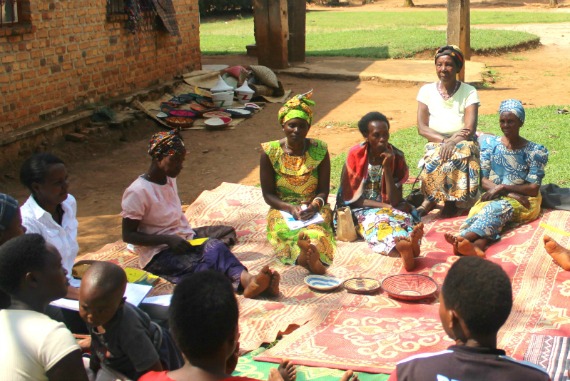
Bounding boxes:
0 0 201 134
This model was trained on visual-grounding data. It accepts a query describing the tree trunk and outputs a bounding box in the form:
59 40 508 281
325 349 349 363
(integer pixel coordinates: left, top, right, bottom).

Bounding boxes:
403 0 415 7
550 0 558 7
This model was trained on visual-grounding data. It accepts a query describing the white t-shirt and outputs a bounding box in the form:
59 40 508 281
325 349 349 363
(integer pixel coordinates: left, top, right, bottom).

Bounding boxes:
20 194 79 279
121 176 195 268
0 309 80 381
416 82 480 135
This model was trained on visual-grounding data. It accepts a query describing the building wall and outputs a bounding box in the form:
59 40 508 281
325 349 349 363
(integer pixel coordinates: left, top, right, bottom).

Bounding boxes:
0 0 201 134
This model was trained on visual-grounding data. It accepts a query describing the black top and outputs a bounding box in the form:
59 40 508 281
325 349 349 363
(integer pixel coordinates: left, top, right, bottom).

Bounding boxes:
388 345 551 381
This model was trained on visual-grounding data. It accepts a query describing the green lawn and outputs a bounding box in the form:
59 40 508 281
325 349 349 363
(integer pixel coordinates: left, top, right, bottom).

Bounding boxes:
325 105 570 193
199 10 570 57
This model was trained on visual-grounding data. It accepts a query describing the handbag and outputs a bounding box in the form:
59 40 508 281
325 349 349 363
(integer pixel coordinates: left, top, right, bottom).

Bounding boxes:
405 165 425 208
335 206 358 242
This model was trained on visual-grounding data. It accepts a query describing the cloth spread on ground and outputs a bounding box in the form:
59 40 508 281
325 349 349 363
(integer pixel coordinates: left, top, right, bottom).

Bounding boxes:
524 335 570 381
79 183 570 375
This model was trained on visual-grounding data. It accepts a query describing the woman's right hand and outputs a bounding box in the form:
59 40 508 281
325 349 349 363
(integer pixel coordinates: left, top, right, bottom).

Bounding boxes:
481 184 505 202
439 140 455 162
289 204 304 220
165 235 191 254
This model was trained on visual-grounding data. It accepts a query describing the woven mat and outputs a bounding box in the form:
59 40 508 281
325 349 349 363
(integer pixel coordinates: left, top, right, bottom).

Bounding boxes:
80 183 570 374
524 335 570 381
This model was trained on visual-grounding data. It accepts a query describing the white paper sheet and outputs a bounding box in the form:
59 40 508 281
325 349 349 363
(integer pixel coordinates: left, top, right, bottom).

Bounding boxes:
279 208 324 230
50 282 153 311
141 294 172 306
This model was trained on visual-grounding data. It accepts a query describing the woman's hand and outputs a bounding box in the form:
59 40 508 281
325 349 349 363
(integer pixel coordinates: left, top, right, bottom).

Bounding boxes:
290 204 318 221
508 192 531 208
439 140 455 162
165 235 191 254
299 203 319 220
481 185 505 202
378 151 395 171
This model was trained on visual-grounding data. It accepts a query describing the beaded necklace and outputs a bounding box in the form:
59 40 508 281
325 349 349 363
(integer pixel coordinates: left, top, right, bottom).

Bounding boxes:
438 81 460 100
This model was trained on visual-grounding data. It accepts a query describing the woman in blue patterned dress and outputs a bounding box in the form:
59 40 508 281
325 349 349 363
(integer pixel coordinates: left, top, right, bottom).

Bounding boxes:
445 99 548 257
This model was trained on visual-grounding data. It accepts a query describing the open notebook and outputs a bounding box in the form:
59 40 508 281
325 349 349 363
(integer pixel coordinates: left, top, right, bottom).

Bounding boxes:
50 281 153 311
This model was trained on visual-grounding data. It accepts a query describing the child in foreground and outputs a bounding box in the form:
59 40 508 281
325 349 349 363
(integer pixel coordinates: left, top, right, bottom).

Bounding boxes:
79 261 183 380
388 256 551 381
140 270 359 381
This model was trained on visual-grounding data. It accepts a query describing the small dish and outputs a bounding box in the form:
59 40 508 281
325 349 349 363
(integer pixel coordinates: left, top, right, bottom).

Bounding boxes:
204 116 232 130
225 108 252 118
203 111 231 119
156 112 168 119
343 277 382 294
304 275 342 292
168 109 197 118
164 116 194 129
381 274 438 301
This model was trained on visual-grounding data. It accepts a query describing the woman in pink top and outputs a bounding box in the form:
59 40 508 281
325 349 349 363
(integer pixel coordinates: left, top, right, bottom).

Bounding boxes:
121 130 280 299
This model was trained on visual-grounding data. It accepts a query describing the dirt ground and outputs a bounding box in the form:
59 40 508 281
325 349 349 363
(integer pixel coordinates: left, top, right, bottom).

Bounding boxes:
2 0 570 254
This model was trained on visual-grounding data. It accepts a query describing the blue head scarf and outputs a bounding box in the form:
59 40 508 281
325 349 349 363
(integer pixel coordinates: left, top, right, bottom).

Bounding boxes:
499 99 525 124
0 193 18 231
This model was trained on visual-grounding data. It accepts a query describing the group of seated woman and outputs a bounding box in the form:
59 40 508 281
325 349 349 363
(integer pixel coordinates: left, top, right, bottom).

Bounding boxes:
260 45 550 274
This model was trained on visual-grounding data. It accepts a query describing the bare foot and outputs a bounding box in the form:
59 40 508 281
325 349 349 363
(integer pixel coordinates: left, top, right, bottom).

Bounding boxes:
268 368 285 381
277 359 297 381
544 235 570 271
267 270 281 297
298 232 327 274
410 222 424 257
395 236 415 272
339 370 359 381
456 236 486 258
243 265 272 298
444 232 461 256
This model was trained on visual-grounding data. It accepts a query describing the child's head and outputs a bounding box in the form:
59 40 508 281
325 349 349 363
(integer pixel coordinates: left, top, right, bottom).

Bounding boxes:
79 261 127 327
169 270 239 362
440 257 512 342
0 234 68 302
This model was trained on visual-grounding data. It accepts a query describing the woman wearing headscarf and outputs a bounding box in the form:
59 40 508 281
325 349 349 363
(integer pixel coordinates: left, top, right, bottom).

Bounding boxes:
122 130 280 298
416 45 481 218
260 91 335 274
445 99 548 257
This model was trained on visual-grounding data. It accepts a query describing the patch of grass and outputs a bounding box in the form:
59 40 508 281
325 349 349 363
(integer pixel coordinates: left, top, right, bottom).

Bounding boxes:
201 11 560 57
329 105 570 190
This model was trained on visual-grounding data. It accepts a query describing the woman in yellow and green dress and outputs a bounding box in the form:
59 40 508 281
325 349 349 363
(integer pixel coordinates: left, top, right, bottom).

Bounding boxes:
260 92 335 274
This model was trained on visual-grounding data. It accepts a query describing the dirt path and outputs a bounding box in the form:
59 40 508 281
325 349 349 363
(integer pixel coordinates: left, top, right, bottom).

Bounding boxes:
2 0 570 254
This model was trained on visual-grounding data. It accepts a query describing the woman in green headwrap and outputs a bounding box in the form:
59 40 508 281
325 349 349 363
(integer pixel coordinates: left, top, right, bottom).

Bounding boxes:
260 91 336 274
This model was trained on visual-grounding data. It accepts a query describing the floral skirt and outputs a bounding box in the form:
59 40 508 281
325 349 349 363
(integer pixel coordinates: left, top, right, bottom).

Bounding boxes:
460 193 542 241
267 205 336 265
354 207 414 255
420 140 480 204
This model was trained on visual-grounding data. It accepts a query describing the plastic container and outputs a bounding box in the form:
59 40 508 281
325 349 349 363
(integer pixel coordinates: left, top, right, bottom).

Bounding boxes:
236 82 255 104
211 91 234 107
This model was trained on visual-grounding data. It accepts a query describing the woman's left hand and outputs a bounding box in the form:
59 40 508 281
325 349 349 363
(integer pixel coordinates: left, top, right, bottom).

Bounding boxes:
481 185 504 202
378 151 395 171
